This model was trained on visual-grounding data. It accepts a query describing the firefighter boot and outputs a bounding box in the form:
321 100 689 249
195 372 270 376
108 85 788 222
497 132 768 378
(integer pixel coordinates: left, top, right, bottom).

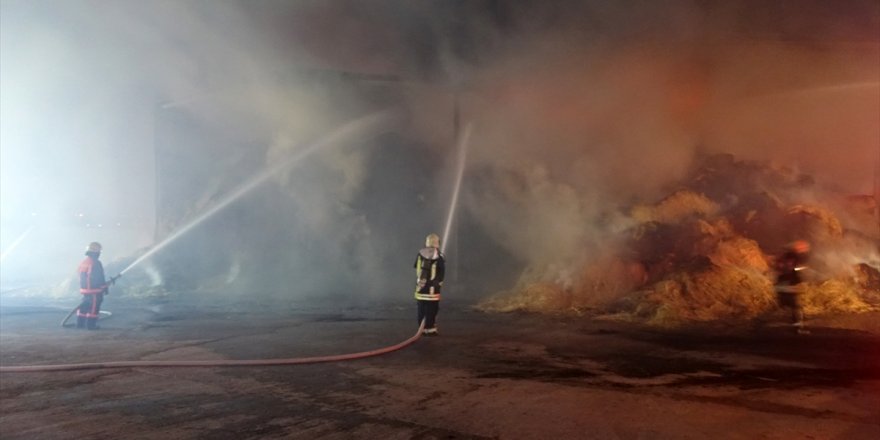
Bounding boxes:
86 317 100 330
76 316 86 329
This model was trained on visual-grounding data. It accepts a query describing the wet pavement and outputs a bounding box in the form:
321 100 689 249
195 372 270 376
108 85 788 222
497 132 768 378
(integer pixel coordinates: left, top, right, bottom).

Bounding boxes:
1 294 879 439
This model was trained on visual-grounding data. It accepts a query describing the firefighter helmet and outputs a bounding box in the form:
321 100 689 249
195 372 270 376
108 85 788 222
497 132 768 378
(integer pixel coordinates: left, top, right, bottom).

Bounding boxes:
789 240 810 254
86 242 103 253
425 233 440 248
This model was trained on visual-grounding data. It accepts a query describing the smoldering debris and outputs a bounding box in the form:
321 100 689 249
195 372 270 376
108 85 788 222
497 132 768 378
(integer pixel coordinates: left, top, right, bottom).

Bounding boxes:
477 154 880 325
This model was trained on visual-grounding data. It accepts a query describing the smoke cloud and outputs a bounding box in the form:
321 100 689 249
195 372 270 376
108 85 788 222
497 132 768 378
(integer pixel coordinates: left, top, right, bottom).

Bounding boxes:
1 1 877 305
451 0 879 294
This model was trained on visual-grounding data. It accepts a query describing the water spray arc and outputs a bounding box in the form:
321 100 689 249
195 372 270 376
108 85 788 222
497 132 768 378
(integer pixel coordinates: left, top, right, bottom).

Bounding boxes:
0 225 34 263
119 112 392 277
60 112 392 328
441 123 473 255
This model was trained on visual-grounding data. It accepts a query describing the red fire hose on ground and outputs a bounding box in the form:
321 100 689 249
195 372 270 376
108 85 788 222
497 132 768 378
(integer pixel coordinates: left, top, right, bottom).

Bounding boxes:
0 320 425 373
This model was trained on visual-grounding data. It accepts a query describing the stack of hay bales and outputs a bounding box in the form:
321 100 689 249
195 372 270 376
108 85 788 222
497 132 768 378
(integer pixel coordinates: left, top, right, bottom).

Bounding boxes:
477 154 879 325
627 216 776 325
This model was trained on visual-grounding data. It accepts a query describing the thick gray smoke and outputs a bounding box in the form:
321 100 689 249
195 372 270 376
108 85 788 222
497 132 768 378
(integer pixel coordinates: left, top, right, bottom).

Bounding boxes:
0 0 457 299
1 1 877 304
450 1 879 291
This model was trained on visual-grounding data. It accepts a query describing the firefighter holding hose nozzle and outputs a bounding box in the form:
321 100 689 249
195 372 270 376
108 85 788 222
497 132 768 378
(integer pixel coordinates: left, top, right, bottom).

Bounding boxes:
76 242 119 330
773 240 811 334
414 233 445 336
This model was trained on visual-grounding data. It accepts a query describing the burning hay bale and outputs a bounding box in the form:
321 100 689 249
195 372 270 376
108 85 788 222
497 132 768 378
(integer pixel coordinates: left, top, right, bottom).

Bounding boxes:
786 204 844 241
846 263 880 306
629 228 776 326
476 154 879 326
636 267 775 325
476 282 571 314
635 268 776 326
630 190 719 225
801 279 873 315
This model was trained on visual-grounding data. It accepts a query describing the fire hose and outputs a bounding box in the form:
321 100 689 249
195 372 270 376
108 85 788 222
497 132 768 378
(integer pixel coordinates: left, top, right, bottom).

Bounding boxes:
1 320 425 373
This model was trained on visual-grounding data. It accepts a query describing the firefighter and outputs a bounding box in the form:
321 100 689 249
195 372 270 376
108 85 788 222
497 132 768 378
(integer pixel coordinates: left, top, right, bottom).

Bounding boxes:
414 233 445 336
774 240 810 334
76 242 113 330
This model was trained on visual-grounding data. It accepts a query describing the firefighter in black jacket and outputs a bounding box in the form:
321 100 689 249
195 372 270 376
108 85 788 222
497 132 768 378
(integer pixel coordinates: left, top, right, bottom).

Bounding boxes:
774 240 810 334
77 242 112 330
414 233 445 336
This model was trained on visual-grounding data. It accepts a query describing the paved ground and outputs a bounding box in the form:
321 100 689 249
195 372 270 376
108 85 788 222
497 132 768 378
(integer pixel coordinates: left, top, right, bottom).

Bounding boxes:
1 294 879 439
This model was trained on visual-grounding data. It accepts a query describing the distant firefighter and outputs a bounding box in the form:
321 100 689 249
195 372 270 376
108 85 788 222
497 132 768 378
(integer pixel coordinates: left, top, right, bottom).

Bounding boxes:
76 242 116 330
773 240 811 334
414 233 445 336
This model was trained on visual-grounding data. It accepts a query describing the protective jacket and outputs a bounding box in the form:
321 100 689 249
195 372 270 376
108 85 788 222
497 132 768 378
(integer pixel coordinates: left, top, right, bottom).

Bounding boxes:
414 247 445 301
775 250 808 293
79 255 107 295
